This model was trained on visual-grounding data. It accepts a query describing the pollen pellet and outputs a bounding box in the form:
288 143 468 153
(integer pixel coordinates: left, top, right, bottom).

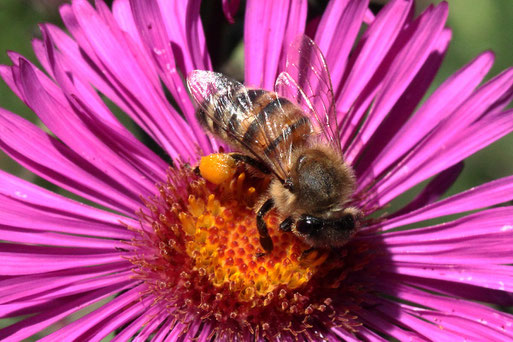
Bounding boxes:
199 153 236 185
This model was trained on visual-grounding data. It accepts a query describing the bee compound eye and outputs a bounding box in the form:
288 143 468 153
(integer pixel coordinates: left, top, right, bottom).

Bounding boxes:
296 216 323 235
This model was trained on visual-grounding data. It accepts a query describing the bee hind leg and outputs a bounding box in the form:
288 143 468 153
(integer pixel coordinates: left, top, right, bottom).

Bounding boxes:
256 198 274 254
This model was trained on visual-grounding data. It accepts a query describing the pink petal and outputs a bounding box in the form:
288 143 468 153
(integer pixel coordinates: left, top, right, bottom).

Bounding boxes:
0 170 134 239
337 0 413 137
345 3 449 160
354 28 451 175
156 0 212 73
357 309 426 341
385 283 513 339
0 244 129 275
65 0 197 160
390 162 463 218
244 0 307 89
0 108 142 215
0 263 129 305
314 0 368 94
0 282 133 341
111 304 164 341
397 275 513 306
381 263 513 292
360 51 494 187
370 174 513 232
14 57 161 198
39 284 147 341
366 107 513 209
379 208 513 265
129 0 214 153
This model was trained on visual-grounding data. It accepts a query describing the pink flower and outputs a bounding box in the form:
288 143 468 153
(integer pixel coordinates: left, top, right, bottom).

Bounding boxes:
1 0 513 340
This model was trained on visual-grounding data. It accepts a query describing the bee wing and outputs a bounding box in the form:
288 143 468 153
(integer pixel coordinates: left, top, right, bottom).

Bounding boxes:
187 70 295 181
275 35 342 156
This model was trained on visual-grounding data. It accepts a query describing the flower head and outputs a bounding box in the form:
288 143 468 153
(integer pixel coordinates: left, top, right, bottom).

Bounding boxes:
1 0 513 341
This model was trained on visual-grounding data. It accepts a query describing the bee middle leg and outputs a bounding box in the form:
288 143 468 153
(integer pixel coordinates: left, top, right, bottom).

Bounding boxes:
279 216 293 232
256 198 274 254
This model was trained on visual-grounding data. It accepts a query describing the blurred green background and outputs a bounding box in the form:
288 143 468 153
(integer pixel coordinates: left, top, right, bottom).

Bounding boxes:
0 0 512 198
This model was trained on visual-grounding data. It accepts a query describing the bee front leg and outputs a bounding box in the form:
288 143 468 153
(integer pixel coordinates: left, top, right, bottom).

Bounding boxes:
256 198 275 254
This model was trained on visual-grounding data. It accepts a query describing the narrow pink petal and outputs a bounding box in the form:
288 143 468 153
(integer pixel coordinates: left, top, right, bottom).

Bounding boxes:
369 174 513 232
0 244 129 275
337 0 413 126
244 0 306 89
360 51 494 186
78 297 149 341
0 227 124 250
0 108 142 215
346 3 448 160
381 263 513 292
314 0 368 94
0 271 131 317
130 311 172 341
0 282 133 342
96 0 160 89
111 304 164 341
354 28 451 174
399 306 512 341
397 275 513 306
43 23 140 125
0 65 24 101
66 0 197 160
0 263 128 305
354 327 388 342
331 327 361 342
390 162 463 218
0 170 135 239
366 108 513 209
15 57 160 198
278 0 307 72
363 8 375 24
357 309 427 341
129 0 213 153
156 0 212 74
40 27 169 184
384 283 513 339
39 284 147 341
151 317 175 342
370 298 467 340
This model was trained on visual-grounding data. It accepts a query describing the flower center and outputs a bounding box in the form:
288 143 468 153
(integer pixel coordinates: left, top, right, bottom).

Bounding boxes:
128 160 369 340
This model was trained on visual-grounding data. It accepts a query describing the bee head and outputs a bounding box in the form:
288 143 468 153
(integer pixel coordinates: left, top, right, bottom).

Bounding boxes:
294 212 358 248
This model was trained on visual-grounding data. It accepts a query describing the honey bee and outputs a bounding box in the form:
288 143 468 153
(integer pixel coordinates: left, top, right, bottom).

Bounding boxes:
187 36 361 253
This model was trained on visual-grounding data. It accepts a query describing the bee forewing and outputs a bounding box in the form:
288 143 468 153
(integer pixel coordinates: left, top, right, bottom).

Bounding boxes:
187 70 305 181
276 35 343 156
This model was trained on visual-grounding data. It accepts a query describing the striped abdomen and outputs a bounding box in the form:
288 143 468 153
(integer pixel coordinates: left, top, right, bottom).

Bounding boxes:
196 87 313 171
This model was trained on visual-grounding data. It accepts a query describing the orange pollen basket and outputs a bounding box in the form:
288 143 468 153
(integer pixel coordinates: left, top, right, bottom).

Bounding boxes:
127 161 367 340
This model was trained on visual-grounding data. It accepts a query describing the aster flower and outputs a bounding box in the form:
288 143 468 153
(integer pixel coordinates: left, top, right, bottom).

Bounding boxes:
1 0 513 340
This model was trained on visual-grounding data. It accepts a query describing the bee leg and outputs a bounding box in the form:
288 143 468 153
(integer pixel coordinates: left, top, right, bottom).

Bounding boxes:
279 216 293 232
256 198 274 254
230 153 271 175
299 247 316 261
